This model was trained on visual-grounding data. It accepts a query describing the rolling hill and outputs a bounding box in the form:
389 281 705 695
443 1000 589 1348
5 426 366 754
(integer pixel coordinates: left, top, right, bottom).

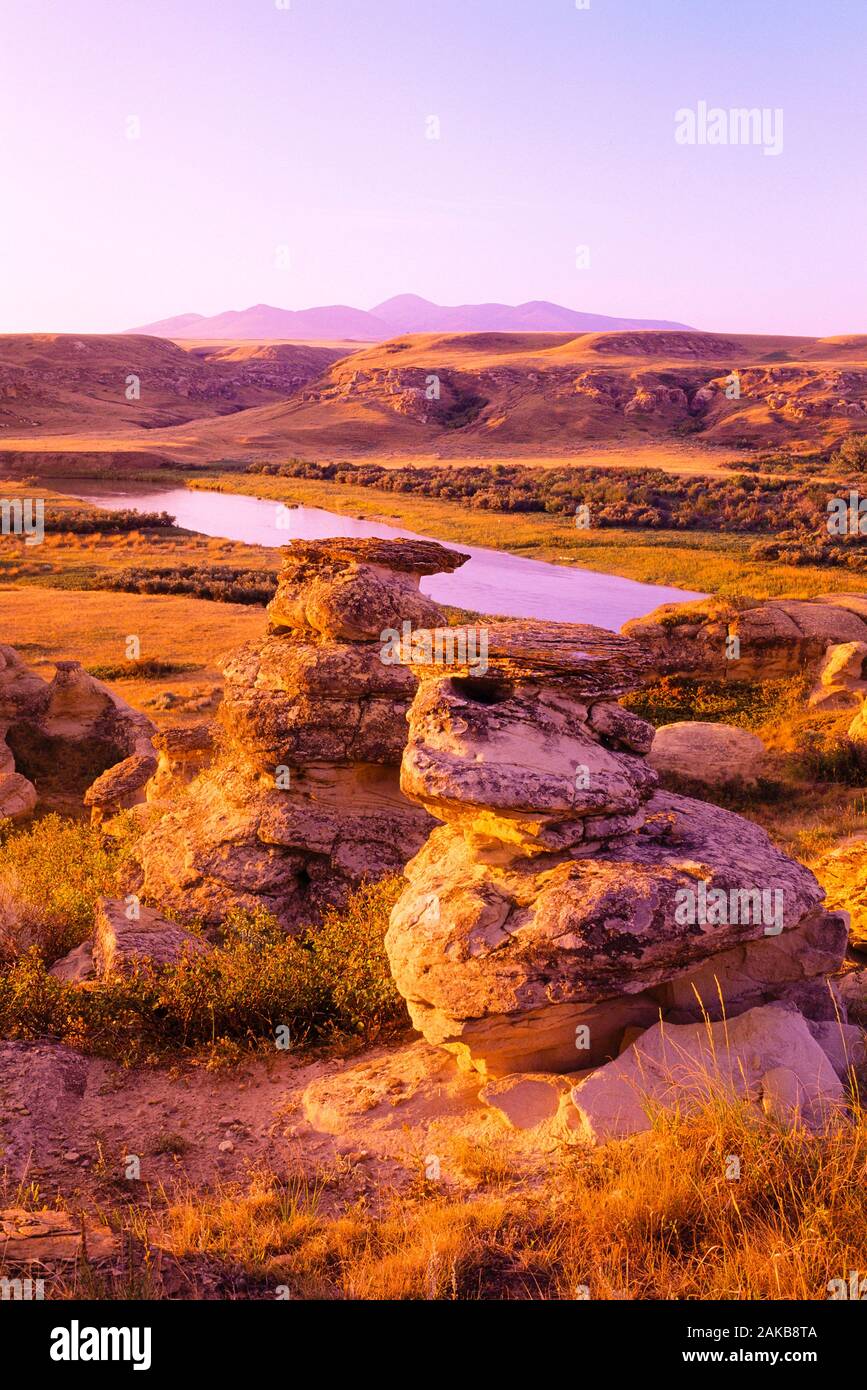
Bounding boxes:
0 333 346 437
4 329 867 472
137 328 867 461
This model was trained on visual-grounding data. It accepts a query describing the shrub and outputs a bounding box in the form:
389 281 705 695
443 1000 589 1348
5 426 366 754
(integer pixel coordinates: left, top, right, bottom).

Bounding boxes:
245 458 843 536
831 433 867 472
622 675 808 732
0 876 407 1062
86 564 278 606
86 658 201 680
0 814 140 962
44 508 176 534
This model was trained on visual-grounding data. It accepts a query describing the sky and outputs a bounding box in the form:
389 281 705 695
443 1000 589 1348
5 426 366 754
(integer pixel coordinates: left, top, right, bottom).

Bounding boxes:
1 0 865 335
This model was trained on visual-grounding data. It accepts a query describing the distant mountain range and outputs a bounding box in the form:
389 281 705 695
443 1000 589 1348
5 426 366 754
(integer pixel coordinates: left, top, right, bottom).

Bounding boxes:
127 294 692 342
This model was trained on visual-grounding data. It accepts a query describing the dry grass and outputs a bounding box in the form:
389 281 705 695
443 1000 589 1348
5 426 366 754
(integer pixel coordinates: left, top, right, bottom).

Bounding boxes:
0 584 261 725
27 1098 863 1301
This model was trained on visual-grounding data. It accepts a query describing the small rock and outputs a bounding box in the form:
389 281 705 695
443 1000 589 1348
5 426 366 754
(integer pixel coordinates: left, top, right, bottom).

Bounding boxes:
479 1074 568 1130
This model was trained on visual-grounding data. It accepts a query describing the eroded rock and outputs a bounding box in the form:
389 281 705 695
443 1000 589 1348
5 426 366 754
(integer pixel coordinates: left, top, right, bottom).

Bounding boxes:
810 834 867 952
0 645 157 816
146 723 214 804
623 595 867 684
139 539 468 929
93 897 211 976
570 1005 845 1143
809 641 867 711
648 721 767 788
84 752 158 825
387 621 849 1081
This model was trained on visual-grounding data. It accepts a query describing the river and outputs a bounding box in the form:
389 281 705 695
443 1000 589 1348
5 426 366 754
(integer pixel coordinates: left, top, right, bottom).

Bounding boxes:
63 481 706 629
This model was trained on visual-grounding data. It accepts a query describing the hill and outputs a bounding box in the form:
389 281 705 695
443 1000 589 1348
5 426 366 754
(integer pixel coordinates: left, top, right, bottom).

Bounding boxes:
128 296 692 342
5 329 867 469
151 329 867 461
0 333 347 437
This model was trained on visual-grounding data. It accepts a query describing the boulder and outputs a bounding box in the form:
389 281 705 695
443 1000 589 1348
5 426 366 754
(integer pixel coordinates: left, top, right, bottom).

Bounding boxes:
265 537 465 641
146 723 214 803
847 699 867 745
838 968 867 1024
0 644 50 722
93 897 212 976
48 940 96 983
805 1019 866 1081
0 770 37 820
83 752 158 825
0 718 36 821
388 794 838 1076
810 834 867 951
0 1207 119 1263
808 641 867 711
570 1005 845 1143
0 646 157 817
648 721 766 787
400 664 657 855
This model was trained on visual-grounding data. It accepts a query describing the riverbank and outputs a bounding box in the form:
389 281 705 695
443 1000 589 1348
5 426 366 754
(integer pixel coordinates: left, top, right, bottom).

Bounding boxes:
187 470 867 600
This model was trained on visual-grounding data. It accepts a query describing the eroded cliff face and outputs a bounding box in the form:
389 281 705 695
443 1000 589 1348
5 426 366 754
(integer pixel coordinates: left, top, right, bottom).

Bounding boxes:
622 593 867 683
138 538 468 931
385 622 851 1078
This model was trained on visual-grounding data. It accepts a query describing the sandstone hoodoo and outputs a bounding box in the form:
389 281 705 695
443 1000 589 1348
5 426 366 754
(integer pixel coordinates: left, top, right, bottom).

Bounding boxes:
0 643 156 820
385 621 853 1082
138 537 468 930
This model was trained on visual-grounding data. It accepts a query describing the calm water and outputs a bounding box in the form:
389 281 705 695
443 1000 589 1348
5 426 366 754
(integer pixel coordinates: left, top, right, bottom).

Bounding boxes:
64 482 705 629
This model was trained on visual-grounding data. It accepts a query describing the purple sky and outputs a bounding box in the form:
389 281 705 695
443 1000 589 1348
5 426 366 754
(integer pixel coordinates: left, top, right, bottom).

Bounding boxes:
2 0 865 336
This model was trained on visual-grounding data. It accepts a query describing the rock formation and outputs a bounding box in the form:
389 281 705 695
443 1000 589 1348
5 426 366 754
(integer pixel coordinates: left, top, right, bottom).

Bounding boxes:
648 721 767 788
385 621 853 1089
570 1005 847 1142
146 724 215 805
93 898 211 976
809 641 867 711
0 644 156 821
138 538 468 930
622 594 867 684
810 834 867 953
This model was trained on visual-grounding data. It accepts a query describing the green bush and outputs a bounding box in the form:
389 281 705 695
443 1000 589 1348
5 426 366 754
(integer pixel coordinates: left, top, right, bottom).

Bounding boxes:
0 814 140 962
622 676 809 732
0 877 408 1063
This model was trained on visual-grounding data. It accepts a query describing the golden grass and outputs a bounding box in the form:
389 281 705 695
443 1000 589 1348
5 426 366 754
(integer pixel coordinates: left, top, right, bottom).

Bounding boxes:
53 1098 863 1301
0 585 261 722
